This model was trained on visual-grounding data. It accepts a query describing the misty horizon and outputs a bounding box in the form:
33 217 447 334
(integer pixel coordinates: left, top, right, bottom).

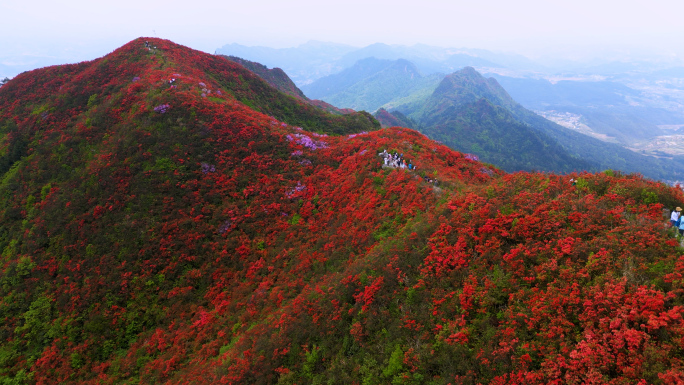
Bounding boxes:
2 0 684 78
2 38 683 80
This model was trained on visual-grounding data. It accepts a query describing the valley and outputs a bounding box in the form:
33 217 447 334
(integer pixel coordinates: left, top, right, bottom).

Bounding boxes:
533 110 618 142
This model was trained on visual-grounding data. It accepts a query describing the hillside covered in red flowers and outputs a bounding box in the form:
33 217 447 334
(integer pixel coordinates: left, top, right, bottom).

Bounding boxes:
2 38 684 384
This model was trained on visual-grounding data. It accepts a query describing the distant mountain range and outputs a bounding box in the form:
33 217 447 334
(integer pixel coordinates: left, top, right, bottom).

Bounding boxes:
215 41 538 86
220 50 684 179
219 49 684 179
218 40 684 159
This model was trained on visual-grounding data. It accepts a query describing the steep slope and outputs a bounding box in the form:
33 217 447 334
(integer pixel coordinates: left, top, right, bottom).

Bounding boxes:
2 38 684 385
221 55 354 116
222 55 307 100
420 98 593 172
374 108 416 129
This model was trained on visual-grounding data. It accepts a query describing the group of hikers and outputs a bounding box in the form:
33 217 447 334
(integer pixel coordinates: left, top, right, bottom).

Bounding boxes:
670 207 684 235
380 150 416 171
423 175 439 186
143 41 157 52
378 150 439 186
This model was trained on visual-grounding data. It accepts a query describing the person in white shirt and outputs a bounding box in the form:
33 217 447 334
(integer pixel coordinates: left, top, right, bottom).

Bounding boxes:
671 207 682 227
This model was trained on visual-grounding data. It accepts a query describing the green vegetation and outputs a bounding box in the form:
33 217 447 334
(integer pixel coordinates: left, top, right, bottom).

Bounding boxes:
302 57 443 113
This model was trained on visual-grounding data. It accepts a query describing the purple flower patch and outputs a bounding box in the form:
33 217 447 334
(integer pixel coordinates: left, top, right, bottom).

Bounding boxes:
286 182 306 198
132 76 140 82
299 159 312 166
153 104 170 113
480 167 494 176
291 150 303 156
201 162 216 174
465 154 479 161
198 82 206 87
291 133 328 150
218 220 232 234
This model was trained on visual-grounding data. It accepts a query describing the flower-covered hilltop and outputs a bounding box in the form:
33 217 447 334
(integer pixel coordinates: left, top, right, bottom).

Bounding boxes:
1 38 684 384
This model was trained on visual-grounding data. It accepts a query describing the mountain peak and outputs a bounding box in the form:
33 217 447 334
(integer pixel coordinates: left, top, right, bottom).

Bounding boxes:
457 66 480 76
430 66 518 111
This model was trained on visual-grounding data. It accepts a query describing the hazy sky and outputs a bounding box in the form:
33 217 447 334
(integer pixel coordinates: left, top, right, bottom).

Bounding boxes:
2 0 683 71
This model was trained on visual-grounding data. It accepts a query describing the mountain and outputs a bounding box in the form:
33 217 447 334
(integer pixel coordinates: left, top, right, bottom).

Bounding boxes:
3 38 684 384
419 67 519 121
221 55 307 100
301 57 443 112
396 69 592 173
378 67 684 180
